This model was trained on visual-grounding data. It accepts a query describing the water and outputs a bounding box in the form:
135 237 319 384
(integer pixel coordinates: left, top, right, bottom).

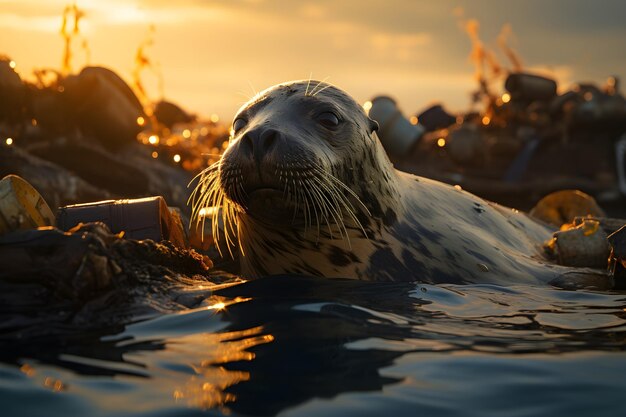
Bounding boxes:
1 275 626 417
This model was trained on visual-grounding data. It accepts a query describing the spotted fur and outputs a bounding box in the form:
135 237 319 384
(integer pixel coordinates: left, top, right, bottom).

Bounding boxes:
190 80 609 286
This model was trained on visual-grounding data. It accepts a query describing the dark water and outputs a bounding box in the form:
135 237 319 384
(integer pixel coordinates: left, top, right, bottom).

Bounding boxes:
2 275 626 417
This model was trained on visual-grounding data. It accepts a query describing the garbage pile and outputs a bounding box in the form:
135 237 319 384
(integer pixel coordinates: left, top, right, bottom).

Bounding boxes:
370 72 626 211
0 57 229 212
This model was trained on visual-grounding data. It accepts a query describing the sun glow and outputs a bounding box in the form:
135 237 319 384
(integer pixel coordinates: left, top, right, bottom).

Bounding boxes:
208 302 226 311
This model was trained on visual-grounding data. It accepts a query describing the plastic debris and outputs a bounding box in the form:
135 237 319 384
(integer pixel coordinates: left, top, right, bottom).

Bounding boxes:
367 96 425 157
529 189 606 227
57 196 188 249
0 174 55 235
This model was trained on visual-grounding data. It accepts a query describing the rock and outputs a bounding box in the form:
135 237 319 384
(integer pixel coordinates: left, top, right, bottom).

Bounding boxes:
546 219 610 267
153 100 195 129
0 57 26 125
416 104 457 132
26 139 150 196
0 144 111 209
62 66 146 149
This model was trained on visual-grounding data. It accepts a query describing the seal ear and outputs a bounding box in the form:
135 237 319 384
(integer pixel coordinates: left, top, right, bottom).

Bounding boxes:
367 117 379 133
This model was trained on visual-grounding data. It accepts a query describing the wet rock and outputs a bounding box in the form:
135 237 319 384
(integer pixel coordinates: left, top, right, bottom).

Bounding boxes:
545 219 610 268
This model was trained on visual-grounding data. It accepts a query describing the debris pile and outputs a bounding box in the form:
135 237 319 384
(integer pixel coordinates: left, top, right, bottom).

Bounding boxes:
0 56 229 211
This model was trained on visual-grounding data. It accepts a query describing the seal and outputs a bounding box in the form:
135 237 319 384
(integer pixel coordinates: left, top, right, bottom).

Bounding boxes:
190 80 609 286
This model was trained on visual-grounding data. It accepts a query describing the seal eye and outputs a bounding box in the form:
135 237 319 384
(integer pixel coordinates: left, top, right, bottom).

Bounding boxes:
232 118 247 134
317 112 340 128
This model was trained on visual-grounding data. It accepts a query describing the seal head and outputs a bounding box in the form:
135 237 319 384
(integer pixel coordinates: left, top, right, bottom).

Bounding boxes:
190 80 608 287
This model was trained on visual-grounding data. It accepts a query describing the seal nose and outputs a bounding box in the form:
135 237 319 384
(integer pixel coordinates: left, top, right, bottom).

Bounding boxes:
240 127 280 162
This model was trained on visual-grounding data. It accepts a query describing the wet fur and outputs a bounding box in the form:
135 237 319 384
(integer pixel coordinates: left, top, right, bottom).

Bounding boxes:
191 80 609 286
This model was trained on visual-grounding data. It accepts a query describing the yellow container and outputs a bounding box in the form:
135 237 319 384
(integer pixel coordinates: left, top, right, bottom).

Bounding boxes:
0 175 55 235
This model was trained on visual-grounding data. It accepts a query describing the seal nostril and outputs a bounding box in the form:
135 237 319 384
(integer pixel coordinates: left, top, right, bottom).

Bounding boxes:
259 128 278 153
239 127 280 162
240 131 256 157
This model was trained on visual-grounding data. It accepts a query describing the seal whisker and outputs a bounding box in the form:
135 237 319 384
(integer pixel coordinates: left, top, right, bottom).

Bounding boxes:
314 169 369 239
300 176 321 241
304 177 332 240
313 166 371 217
308 175 349 244
311 83 332 97
308 77 330 97
189 169 217 224
305 73 313 97
300 178 314 232
311 175 352 246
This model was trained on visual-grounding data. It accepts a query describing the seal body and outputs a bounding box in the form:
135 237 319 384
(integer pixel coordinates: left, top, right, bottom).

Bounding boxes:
191 80 603 286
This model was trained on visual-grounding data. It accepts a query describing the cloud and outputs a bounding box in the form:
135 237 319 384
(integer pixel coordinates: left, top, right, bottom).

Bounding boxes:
0 13 59 32
0 0 624 119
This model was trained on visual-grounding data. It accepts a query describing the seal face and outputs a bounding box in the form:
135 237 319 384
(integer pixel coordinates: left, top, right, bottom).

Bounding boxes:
190 80 606 286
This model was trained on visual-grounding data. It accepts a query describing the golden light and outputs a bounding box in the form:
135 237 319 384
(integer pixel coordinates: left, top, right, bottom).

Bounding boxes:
44 377 65 392
437 137 446 147
5 138 13 145
363 101 373 112
20 364 35 377
210 114 220 123
482 116 491 125
9 60 16 69
208 302 226 311
200 127 209 136
151 151 158 158
148 134 159 144
410 116 419 125
501 93 511 103
31 119 37 126
182 129 191 138
136 116 146 126
198 206 220 218
173 154 181 163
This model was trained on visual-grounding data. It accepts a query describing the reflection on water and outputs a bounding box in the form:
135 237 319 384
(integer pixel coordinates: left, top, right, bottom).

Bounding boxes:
1 275 626 416
169 328 273 411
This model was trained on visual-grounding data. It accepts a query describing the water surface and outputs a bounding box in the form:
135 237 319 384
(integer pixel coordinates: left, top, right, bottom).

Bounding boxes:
1 275 626 416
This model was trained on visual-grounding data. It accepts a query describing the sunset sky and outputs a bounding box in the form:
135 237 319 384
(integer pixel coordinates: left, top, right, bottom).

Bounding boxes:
1 0 625 121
